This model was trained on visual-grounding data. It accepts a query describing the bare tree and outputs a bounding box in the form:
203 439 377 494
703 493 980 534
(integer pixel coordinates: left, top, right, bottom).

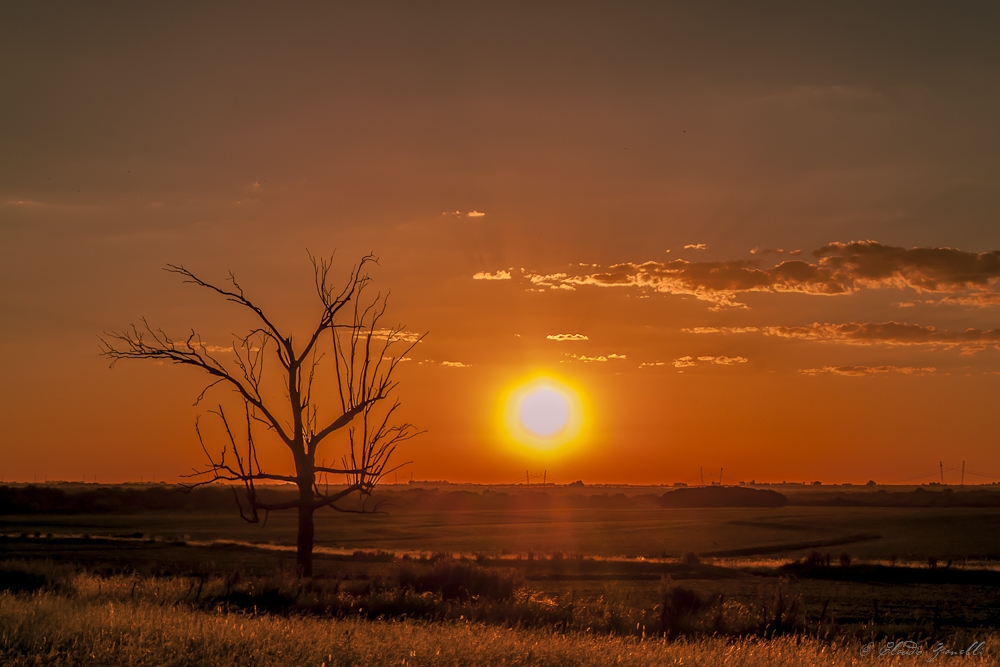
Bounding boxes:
100 253 423 576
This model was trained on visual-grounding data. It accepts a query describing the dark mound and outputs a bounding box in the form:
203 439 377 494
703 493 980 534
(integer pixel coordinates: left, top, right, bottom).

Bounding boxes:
659 487 788 508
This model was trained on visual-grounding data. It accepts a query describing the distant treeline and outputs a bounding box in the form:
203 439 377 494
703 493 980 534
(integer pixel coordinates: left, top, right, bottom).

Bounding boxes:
1 484 998 515
0 485 246 515
659 487 788 508
792 487 1000 508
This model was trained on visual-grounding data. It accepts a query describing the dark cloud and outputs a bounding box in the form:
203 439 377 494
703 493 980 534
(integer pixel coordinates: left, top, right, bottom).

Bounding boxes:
763 322 1000 353
517 241 1000 307
812 241 1000 292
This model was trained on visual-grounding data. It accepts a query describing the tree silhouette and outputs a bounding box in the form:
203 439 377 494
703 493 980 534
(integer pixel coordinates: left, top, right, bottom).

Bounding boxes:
100 253 422 576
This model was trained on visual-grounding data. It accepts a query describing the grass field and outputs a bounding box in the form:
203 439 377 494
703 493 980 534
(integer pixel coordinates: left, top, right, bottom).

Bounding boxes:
2 579 997 666
3 484 999 665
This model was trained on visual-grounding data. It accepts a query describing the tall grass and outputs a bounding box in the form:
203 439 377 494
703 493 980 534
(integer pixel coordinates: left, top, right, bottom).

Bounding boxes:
0 559 987 642
5 589 996 667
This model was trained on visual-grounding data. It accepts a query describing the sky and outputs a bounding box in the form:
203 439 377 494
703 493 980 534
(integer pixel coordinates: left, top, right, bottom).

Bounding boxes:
2 2 1000 486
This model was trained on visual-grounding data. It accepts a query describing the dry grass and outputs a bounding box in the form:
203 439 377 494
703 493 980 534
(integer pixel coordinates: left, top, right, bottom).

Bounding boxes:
1 586 997 667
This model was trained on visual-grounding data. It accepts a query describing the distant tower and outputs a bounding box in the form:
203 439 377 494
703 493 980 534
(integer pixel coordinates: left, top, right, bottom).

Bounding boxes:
940 461 944 484
962 461 965 486
719 468 723 485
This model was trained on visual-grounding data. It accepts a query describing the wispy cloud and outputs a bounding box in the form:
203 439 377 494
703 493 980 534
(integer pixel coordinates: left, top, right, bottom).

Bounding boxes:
472 269 511 281
684 243 707 250
441 361 471 368
699 355 747 365
563 353 626 363
679 320 1000 354
547 333 589 341
800 365 936 377
750 248 801 256
937 292 1000 308
442 210 486 217
673 355 747 368
371 328 424 343
682 326 760 334
761 321 1000 353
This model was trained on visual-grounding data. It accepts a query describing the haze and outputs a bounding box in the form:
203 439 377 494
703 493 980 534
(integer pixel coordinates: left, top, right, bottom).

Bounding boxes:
2 2 1000 485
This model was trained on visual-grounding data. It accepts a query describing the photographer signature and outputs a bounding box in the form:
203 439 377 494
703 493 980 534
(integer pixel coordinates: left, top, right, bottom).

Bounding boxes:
860 640 986 662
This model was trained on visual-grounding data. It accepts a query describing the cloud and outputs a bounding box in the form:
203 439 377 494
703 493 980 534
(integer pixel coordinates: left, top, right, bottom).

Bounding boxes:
442 210 485 217
441 361 471 368
371 328 424 343
677 320 1000 354
528 272 568 285
673 355 747 368
684 243 707 250
517 241 1000 308
761 321 1000 353
472 269 511 281
564 353 626 363
800 365 937 377
170 341 235 354
546 333 589 341
682 326 760 334
698 355 748 365
937 292 1000 308
639 361 666 368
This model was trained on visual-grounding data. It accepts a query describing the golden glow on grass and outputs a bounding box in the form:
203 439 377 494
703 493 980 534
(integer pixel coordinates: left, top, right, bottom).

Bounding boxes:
501 375 586 454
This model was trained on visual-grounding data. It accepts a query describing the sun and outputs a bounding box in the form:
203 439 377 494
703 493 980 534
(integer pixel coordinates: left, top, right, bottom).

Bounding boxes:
502 376 585 453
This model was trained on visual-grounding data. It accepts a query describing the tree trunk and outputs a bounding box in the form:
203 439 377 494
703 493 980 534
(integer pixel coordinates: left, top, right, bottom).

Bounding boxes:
296 496 315 578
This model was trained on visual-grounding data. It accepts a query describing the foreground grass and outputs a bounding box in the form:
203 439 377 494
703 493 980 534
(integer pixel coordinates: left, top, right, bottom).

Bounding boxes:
2 591 997 667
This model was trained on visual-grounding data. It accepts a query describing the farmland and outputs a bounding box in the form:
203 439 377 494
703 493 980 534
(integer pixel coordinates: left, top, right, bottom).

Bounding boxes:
2 483 1000 665
3 483 1000 563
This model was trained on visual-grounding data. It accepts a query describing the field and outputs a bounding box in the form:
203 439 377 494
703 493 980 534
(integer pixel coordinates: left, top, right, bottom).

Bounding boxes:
2 483 1000 665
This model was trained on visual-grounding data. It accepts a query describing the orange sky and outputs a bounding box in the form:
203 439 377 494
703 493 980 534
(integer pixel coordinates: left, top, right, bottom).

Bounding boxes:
2 3 1000 485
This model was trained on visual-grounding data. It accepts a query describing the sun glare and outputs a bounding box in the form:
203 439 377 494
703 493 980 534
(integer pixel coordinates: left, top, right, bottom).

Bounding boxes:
502 376 585 453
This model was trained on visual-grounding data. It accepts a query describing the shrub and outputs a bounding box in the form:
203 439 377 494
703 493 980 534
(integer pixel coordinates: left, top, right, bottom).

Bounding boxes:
0 560 75 594
681 552 701 565
659 586 707 636
397 559 523 602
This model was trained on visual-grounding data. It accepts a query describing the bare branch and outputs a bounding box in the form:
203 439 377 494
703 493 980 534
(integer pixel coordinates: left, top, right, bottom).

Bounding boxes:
102 253 423 577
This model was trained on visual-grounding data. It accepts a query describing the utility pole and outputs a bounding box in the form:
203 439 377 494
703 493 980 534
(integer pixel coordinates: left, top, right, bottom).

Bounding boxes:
962 461 965 486
719 468 723 485
940 461 944 484
700 467 704 486
526 470 530 486
543 470 547 486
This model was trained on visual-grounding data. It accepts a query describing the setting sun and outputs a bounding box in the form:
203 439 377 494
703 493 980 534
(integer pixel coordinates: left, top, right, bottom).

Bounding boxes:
502 376 585 453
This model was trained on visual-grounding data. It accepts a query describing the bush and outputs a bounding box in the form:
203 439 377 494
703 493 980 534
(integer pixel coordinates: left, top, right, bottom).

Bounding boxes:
397 559 523 602
0 560 75 594
660 586 708 636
